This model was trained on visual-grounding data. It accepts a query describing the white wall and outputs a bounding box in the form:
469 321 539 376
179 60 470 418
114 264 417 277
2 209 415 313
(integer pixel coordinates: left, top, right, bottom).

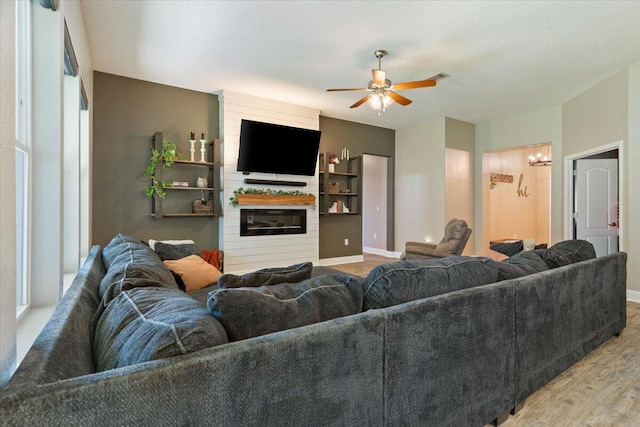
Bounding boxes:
395 117 446 249
0 0 17 386
218 91 320 273
475 105 563 252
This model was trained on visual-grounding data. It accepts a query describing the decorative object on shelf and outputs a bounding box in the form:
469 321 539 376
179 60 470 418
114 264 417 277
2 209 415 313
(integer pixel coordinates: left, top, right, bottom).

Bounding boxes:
340 147 350 160
192 199 214 214
229 187 315 208
196 176 208 188
143 140 181 199
200 133 207 162
328 152 339 173
329 201 338 213
328 182 340 193
189 132 196 162
171 181 190 187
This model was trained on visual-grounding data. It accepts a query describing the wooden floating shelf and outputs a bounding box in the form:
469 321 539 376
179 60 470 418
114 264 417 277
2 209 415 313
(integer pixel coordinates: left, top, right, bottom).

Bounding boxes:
235 194 315 206
151 213 215 218
173 159 215 166
165 186 215 191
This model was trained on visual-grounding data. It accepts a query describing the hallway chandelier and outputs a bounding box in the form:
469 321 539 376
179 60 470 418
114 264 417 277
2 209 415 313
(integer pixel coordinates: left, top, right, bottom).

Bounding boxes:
529 146 551 167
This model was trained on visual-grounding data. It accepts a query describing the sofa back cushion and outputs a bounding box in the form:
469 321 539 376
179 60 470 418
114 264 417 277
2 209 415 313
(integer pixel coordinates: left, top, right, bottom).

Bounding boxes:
99 235 178 305
537 239 596 269
208 273 364 341
496 251 550 281
94 287 228 371
364 256 499 309
217 262 313 289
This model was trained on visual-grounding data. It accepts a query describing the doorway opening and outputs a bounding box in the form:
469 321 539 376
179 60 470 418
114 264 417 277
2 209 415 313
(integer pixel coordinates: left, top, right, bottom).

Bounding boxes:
564 141 624 256
482 143 552 251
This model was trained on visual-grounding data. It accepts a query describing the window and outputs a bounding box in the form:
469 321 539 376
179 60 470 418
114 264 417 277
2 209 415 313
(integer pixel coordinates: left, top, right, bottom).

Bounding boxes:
15 0 32 318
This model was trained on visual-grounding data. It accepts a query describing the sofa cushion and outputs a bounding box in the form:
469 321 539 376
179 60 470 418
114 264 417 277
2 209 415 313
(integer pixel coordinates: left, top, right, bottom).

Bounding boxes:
538 239 596 269
163 255 223 292
102 233 140 270
489 240 524 257
496 251 550 281
363 256 499 310
217 262 313 289
94 287 228 371
208 273 364 341
153 241 203 261
99 239 178 305
148 238 195 251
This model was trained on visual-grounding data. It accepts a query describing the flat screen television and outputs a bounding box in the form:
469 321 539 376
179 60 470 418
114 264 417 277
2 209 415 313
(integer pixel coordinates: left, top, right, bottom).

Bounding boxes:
237 119 321 176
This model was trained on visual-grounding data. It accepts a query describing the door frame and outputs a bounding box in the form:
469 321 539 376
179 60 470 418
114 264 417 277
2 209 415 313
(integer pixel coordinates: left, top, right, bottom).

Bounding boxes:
563 140 625 252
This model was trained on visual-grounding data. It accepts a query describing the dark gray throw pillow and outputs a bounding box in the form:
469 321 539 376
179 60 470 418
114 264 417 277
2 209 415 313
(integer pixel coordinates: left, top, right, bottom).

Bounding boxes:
364 256 499 310
94 287 228 372
208 273 364 341
496 251 550 281
539 239 596 269
217 262 313 289
153 241 203 261
99 240 178 305
489 240 524 257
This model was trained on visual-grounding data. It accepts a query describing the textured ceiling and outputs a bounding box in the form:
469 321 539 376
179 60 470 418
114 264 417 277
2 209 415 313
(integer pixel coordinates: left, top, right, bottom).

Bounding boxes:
81 1 640 130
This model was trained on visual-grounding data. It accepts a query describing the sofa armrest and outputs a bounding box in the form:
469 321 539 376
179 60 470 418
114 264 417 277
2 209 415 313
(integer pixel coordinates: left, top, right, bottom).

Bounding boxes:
405 241 437 250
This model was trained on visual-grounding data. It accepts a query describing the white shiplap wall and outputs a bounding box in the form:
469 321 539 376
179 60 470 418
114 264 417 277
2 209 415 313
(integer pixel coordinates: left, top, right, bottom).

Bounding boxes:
218 91 320 273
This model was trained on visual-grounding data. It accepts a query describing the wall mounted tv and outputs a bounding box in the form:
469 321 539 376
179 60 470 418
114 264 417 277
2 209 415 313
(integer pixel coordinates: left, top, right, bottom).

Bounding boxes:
237 119 321 176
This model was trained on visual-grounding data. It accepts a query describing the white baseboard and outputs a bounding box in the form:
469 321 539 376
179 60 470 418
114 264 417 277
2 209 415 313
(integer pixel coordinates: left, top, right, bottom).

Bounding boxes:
363 247 401 258
627 290 640 303
318 255 364 266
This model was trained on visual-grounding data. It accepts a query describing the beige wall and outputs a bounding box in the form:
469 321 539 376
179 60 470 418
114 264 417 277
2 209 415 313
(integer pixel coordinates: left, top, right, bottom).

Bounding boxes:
562 67 638 293
629 63 640 295
475 105 563 252
395 118 446 249
0 0 17 385
445 118 475 254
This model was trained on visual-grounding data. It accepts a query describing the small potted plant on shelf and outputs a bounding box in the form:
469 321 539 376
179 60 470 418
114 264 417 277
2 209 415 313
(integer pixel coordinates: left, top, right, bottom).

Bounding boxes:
143 140 181 199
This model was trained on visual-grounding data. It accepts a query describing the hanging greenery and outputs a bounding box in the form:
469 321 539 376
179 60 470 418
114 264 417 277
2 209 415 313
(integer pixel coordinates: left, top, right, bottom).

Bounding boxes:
143 140 181 199
229 187 316 208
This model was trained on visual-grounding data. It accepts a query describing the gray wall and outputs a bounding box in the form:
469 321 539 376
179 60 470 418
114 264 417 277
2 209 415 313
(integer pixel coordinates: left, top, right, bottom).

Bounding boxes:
92 72 220 249
318 116 395 258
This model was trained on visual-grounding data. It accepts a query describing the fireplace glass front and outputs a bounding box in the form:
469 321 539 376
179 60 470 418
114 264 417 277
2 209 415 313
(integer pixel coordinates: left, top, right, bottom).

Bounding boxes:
240 209 307 236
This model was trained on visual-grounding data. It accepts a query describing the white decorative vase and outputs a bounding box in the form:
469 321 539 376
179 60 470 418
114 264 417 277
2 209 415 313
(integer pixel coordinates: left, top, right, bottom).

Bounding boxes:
196 177 208 188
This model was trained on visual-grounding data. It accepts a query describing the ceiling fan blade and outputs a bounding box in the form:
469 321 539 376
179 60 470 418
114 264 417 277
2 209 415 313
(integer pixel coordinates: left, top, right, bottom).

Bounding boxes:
350 95 371 108
372 69 386 86
326 88 367 92
387 91 412 106
393 79 437 91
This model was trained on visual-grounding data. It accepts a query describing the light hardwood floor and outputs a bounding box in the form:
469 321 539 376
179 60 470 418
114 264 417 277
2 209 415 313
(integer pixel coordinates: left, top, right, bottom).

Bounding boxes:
331 253 640 427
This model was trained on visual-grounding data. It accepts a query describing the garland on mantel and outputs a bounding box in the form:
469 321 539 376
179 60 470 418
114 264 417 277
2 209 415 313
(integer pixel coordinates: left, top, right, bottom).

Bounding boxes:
229 187 316 208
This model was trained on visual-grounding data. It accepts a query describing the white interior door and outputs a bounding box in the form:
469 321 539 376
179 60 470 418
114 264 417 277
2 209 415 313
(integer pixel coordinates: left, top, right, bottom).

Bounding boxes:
575 159 618 256
362 154 387 254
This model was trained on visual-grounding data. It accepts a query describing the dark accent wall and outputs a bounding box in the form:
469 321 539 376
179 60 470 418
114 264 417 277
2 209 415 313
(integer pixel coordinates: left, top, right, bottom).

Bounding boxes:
92 72 219 248
318 116 395 258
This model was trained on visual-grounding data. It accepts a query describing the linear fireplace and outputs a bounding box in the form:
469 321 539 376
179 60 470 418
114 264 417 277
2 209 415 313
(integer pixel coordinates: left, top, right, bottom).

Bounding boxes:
240 209 307 236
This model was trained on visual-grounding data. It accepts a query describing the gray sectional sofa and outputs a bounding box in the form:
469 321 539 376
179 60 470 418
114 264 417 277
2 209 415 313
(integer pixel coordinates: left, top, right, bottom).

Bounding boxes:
0 235 627 426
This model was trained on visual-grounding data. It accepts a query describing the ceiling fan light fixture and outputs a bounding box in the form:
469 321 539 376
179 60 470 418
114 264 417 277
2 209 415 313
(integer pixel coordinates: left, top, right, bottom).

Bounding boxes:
368 91 394 116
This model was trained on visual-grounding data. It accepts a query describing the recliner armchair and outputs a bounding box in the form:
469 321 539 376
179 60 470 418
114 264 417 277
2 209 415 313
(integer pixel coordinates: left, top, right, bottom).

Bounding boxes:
401 218 472 260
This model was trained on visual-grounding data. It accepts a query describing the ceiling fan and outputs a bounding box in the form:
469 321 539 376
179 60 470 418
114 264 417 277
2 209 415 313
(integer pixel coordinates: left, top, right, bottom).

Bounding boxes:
327 49 446 115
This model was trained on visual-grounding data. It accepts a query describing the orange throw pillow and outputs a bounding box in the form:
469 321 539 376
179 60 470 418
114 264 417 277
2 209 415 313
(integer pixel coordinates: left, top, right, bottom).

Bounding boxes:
163 255 222 292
